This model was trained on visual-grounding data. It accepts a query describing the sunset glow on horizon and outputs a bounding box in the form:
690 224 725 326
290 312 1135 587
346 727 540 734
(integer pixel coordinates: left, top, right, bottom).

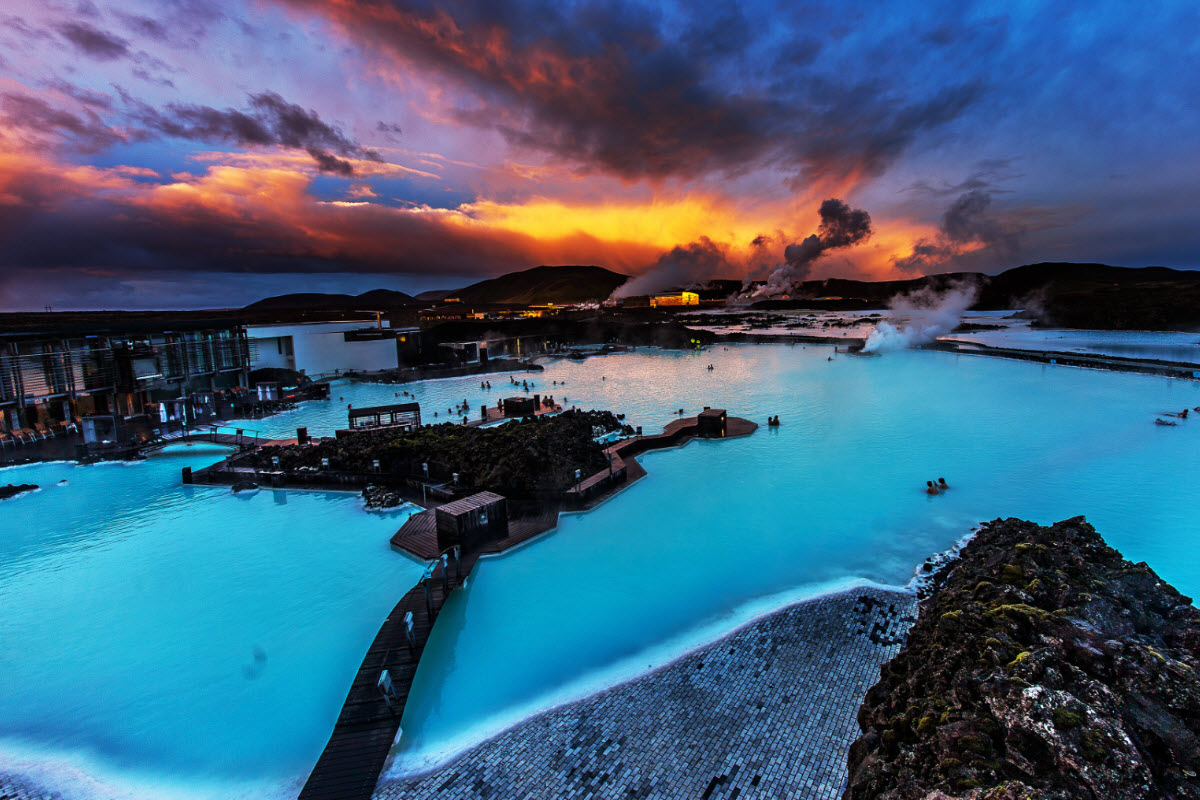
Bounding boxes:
1 0 1198 308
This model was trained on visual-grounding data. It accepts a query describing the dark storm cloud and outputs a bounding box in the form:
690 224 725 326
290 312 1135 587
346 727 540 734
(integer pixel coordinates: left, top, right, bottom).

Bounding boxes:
895 189 1022 273
57 21 130 60
131 92 382 173
277 0 984 183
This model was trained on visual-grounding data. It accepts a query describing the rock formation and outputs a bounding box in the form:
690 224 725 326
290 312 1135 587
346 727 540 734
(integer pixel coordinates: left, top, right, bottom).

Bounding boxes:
844 516 1200 800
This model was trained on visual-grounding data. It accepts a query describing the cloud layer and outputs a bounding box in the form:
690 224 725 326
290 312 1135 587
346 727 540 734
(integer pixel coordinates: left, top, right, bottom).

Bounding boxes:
0 0 1198 308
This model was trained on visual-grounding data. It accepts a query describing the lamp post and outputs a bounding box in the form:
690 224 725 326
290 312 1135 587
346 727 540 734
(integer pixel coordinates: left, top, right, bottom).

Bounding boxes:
422 461 429 506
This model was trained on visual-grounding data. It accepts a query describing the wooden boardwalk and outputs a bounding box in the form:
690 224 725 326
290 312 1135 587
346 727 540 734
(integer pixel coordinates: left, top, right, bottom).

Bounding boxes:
298 549 476 800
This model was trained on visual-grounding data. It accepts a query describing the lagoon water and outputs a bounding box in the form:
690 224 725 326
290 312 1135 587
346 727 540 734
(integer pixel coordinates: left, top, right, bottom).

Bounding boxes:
0 446 420 799
3 344 1200 797
387 345 1200 773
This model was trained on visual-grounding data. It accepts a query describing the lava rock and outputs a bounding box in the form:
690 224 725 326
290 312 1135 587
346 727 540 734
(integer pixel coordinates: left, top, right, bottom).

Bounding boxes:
0 483 38 500
843 516 1200 800
231 481 259 493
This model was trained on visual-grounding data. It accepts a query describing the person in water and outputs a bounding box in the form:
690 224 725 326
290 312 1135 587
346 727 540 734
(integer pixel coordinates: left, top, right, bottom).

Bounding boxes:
926 480 939 495
938 477 949 490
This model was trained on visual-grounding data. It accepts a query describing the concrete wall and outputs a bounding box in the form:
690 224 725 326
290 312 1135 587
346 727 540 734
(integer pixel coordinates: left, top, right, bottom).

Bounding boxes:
252 337 294 370
247 321 398 377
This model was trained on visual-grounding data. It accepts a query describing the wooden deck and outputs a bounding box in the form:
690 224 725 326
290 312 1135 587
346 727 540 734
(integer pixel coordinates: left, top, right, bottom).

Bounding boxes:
463 402 561 427
298 549 476 800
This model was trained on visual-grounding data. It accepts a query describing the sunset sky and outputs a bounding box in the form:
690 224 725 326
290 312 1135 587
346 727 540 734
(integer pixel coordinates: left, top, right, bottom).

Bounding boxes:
1 0 1198 309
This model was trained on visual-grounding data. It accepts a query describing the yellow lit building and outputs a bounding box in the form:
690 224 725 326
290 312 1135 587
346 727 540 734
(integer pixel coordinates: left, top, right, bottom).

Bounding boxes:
650 291 700 307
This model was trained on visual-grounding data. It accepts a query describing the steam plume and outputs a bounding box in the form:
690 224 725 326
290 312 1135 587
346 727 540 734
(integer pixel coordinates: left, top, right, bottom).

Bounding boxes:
862 282 979 353
752 199 871 298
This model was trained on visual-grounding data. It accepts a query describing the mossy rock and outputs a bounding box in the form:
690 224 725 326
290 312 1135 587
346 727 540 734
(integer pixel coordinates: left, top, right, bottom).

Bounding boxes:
957 733 992 755
1006 650 1033 670
989 603 1052 622
1052 708 1085 729
999 564 1025 584
1080 728 1113 760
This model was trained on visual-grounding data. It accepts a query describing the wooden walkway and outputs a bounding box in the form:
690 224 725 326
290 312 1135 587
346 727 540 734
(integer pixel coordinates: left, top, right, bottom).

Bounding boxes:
298 549 476 800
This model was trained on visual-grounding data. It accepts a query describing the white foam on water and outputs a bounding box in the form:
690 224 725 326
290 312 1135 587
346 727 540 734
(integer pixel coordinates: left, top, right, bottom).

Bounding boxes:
0 740 300 800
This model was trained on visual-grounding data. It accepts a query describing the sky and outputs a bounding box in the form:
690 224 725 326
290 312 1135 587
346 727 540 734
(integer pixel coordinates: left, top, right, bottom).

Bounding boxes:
0 0 1198 310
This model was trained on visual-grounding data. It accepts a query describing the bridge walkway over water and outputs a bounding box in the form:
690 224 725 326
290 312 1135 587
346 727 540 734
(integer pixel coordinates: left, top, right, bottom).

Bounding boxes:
298 548 473 800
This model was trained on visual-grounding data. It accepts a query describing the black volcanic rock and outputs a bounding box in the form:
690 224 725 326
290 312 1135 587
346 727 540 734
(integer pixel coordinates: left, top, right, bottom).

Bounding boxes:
844 516 1200 800
0 483 38 499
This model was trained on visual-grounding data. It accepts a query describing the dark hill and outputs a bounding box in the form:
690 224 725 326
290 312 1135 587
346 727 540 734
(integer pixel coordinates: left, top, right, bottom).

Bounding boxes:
754 263 1200 330
243 289 413 312
454 265 629 305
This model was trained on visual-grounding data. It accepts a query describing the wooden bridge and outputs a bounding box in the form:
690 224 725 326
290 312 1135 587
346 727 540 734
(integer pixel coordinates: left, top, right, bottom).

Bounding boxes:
299 548 474 800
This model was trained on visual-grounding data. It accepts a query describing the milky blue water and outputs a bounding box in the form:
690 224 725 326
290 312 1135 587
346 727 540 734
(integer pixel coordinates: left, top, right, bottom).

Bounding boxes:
0 445 421 799
3 344 1200 798
948 325 1200 363
387 345 1200 773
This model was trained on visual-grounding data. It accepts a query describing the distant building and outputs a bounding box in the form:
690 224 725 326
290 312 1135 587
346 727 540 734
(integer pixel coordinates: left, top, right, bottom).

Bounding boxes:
650 291 700 307
419 304 473 322
0 321 250 435
246 320 417 377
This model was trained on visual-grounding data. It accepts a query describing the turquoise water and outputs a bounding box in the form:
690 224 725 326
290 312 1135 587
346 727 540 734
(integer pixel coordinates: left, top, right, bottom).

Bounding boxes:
0 445 421 799
388 345 1200 773
3 345 1200 797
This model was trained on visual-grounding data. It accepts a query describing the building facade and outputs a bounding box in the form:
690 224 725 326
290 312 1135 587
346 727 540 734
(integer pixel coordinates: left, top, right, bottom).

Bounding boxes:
0 323 251 435
246 320 419 377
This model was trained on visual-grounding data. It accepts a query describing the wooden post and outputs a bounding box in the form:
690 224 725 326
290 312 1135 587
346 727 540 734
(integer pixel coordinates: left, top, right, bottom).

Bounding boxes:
423 577 432 620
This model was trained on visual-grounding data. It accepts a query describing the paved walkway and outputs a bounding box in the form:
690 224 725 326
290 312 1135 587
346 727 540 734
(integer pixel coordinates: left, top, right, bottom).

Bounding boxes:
374 586 917 800
0 772 56 800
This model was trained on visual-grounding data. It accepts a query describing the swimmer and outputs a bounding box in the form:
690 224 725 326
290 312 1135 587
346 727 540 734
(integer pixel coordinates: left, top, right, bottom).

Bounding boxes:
938 477 949 490
926 480 939 495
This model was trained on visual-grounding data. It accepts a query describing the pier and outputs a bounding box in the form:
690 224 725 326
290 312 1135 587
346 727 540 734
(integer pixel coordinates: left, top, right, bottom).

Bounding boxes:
298 547 475 800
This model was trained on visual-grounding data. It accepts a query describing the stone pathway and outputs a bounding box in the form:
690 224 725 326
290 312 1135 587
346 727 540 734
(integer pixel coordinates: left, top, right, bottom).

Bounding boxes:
0 773 60 800
375 586 917 800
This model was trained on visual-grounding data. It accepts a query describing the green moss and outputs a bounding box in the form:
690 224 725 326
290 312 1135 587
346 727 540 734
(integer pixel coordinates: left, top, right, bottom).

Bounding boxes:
1080 729 1112 761
940 610 963 623
989 603 1052 622
1006 650 1033 669
957 733 991 755
974 580 994 594
955 778 985 791
1026 578 1043 594
1052 708 1086 729
939 756 962 772
917 715 938 735
1000 564 1025 583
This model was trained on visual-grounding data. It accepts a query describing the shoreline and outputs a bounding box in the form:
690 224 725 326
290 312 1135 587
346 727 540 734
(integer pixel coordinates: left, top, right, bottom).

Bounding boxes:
376 584 919 800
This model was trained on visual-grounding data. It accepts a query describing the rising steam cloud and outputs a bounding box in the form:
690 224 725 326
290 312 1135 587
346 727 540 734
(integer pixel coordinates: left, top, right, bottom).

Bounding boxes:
610 236 731 299
862 282 979 353
752 199 872 299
